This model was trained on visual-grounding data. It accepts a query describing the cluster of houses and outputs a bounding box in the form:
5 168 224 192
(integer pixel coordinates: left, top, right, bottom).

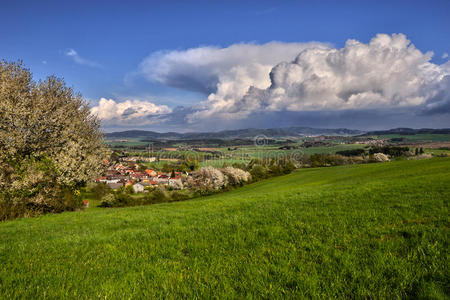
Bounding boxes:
354 138 387 146
121 156 156 162
96 161 184 193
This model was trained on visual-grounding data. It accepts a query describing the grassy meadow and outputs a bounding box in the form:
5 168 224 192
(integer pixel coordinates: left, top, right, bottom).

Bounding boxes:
0 158 449 298
375 133 450 142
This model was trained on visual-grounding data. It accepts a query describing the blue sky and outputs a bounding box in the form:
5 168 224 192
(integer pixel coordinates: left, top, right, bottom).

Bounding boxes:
1 0 450 131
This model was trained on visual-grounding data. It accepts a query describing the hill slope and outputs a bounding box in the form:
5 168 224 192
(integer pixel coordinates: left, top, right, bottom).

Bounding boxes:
0 158 449 298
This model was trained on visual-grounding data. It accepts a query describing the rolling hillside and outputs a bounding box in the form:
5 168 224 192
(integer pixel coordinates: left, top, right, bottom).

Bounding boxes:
0 158 449 298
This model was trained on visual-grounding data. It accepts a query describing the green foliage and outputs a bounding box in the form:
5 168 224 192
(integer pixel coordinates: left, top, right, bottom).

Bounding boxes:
100 191 132 207
0 157 82 220
336 148 366 156
148 186 169 203
369 146 410 157
249 164 268 181
169 191 190 202
101 186 174 207
99 193 115 207
125 185 135 195
183 157 199 171
0 158 448 298
87 182 111 200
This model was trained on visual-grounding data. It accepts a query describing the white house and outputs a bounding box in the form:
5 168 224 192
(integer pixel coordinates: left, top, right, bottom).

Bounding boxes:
168 178 183 189
132 183 145 193
106 179 121 184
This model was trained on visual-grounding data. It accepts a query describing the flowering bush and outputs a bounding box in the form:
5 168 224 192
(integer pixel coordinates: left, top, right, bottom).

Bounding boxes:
221 167 251 186
187 166 227 192
373 153 390 162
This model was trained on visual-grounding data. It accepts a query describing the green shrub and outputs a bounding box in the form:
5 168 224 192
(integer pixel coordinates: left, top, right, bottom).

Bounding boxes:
100 192 132 208
0 157 82 221
87 182 111 200
125 185 135 194
151 187 169 203
100 194 115 207
369 146 410 157
250 165 268 181
336 148 366 156
170 191 191 202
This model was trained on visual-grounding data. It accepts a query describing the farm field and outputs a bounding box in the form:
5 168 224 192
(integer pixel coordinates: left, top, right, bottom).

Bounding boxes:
127 144 368 169
0 158 449 298
375 133 450 142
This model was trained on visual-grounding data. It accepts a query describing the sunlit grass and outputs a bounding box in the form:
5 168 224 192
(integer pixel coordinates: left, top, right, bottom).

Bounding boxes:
1 158 448 298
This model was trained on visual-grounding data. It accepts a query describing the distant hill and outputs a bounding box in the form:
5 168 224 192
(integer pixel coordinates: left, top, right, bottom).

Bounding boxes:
105 127 364 140
362 128 450 136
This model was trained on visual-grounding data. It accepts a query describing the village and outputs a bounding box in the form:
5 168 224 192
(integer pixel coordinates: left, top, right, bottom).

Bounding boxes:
96 159 184 193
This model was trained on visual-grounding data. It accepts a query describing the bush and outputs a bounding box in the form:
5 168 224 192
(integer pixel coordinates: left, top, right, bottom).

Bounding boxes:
170 191 191 202
87 182 111 200
369 146 409 157
100 191 132 207
151 187 169 202
372 153 390 162
125 185 135 194
221 167 251 186
187 167 227 193
100 193 116 207
336 149 366 157
0 157 82 220
250 165 268 181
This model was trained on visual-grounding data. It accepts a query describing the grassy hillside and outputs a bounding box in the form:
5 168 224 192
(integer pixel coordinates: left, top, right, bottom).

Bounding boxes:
1 158 449 298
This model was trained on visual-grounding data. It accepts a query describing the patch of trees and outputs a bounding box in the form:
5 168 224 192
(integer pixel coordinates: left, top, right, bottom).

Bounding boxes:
301 141 331 148
369 146 410 157
0 61 105 220
279 145 300 150
160 158 200 173
100 186 187 207
248 158 296 180
390 137 406 142
414 148 425 155
335 149 366 157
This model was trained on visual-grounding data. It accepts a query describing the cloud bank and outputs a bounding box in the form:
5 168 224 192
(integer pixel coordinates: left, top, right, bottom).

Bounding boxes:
91 34 450 130
188 34 447 122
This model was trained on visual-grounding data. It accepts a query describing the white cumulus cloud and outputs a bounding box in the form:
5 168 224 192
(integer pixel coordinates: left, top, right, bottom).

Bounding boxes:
105 34 450 130
139 41 329 100
188 34 448 122
90 98 171 125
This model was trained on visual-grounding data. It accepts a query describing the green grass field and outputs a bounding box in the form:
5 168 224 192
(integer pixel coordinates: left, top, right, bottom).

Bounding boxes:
375 133 450 142
199 144 365 167
1 158 449 298
425 148 450 156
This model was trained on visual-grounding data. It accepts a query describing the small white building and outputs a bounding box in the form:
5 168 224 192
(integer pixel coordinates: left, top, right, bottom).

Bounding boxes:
106 179 121 184
168 178 183 189
132 183 145 193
